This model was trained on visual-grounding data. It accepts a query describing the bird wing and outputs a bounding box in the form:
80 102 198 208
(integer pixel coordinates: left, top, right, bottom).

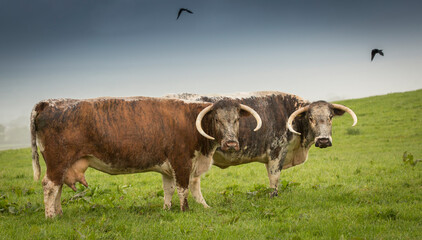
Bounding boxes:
177 9 183 19
371 49 376 61
177 8 193 19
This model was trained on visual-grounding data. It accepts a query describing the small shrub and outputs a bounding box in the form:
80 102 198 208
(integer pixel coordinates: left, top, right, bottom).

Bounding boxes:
116 184 131 195
227 215 241 225
377 208 398 220
279 180 301 191
246 184 273 198
156 189 164 197
220 184 242 197
0 195 41 215
402 151 421 166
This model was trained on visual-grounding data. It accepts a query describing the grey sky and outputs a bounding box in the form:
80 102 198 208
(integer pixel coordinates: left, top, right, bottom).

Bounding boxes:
1 0 421 124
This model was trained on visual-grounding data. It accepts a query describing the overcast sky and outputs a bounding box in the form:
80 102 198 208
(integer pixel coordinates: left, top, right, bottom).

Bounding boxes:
1 0 421 124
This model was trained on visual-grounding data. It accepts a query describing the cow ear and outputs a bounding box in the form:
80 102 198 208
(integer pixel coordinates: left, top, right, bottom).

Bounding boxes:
297 112 307 119
333 108 345 116
240 109 251 117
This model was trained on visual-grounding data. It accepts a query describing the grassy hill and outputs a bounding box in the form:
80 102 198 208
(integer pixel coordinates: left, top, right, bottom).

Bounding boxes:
0 90 421 239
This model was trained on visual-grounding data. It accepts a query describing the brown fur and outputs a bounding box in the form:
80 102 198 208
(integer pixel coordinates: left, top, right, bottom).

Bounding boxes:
32 97 251 216
34 98 217 187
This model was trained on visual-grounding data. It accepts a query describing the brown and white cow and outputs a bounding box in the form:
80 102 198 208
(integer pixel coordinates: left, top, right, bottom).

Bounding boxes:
30 97 262 218
164 92 357 196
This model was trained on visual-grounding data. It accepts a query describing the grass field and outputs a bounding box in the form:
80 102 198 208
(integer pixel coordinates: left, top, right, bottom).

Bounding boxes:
1 90 421 239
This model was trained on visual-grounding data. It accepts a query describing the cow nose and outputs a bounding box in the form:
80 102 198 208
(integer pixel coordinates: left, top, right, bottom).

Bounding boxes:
222 140 240 151
315 138 332 148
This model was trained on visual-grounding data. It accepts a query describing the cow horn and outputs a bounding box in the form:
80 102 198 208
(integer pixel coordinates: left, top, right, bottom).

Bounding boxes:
240 104 262 131
195 105 215 140
287 106 309 135
332 104 358 126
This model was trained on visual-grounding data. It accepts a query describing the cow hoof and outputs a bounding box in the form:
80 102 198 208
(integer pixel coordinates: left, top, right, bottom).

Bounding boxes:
180 202 189 212
45 212 62 219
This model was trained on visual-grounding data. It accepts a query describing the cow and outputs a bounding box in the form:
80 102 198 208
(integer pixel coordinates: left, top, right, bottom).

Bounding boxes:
30 96 262 218
164 91 357 196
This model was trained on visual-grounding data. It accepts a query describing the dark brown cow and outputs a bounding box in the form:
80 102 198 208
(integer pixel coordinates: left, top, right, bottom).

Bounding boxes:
165 92 357 197
30 97 262 218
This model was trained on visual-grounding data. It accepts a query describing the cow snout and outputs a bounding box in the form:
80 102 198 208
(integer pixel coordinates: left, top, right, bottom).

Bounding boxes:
221 140 240 152
315 138 332 148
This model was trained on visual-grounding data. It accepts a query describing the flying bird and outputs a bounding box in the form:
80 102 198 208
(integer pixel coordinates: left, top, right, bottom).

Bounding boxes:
177 8 193 20
371 49 384 61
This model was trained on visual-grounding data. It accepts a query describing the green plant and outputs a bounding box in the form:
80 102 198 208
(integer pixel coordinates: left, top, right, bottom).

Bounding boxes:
402 151 421 166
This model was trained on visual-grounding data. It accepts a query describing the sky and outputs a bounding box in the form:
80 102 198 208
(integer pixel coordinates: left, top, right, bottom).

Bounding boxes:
1 0 422 125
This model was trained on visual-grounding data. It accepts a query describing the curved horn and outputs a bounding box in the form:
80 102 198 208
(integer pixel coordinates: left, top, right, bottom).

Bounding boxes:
287 106 309 135
240 104 262 131
195 105 215 140
332 104 358 126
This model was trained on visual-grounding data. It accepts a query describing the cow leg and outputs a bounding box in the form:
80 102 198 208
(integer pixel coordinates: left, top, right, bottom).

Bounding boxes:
189 176 210 208
42 175 63 218
176 185 189 211
162 174 175 210
189 154 212 208
265 160 281 197
54 184 63 215
171 158 192 211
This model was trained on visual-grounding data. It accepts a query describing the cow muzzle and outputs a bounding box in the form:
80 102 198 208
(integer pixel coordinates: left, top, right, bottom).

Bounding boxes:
315 137 332 148
221 140 240 152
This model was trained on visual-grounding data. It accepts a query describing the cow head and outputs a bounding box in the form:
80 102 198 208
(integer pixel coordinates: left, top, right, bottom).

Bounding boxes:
196 100 262 152
287 101 357 148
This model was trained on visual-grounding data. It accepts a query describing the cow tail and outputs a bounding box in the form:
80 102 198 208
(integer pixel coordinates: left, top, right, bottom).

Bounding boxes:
31 105 41 181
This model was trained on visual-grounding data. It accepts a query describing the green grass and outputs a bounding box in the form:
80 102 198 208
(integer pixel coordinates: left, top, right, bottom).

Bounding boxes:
1 89 421 239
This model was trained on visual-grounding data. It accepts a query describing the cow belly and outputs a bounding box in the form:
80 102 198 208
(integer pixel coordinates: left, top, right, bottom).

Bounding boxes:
83 155 172 175
64 156 174 190
213 151 268 168
66 156 172 178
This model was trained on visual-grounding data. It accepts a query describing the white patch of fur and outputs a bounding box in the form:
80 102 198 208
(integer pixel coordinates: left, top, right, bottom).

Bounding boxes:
189 176 210 208
32 161 41 181
36 135 45 152
32 135 41 181
162 174 175 210
190 151 213 178
282 135 310 169
176 185 189 211
189 151 213 208
265 160 282 189
152 160 175 176
42 176 62 218
164 91 306 102
38 96 209 112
